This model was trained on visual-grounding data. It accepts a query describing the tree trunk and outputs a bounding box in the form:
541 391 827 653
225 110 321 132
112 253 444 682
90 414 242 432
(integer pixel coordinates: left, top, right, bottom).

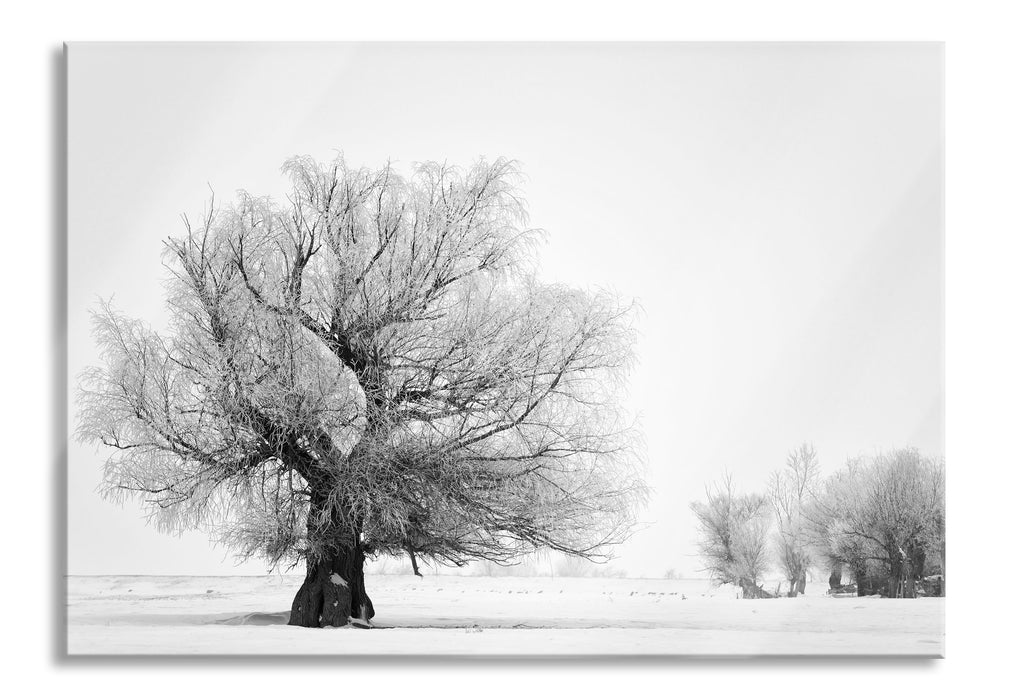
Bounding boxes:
287 488 375 628
739 578 759 599
887 554 904 599
939 542 946 596
795 570 806 595
289 540 374 627
901 558 916 599
828 564 842 591
854 562 870 597
739 578 772 599
911 545 927 580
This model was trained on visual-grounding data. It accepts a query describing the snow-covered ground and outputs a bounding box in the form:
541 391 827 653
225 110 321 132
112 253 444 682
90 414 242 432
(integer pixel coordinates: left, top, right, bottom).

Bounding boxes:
66 575 944 656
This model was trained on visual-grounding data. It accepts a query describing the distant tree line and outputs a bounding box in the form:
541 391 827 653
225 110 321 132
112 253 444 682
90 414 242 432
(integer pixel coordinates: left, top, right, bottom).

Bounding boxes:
691 445 945 599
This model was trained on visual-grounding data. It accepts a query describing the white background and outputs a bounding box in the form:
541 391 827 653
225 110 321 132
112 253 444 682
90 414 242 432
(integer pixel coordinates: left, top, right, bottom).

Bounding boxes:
2 0 1006 696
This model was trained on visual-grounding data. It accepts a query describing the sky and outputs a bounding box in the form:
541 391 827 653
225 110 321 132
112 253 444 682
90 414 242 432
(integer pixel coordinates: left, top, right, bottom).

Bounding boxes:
67 42 943 578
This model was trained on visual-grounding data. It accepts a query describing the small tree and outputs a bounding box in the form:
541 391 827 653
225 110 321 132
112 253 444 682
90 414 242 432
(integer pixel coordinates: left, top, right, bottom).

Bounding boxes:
768 443 820 596
692 475 772 598
77 154 646 627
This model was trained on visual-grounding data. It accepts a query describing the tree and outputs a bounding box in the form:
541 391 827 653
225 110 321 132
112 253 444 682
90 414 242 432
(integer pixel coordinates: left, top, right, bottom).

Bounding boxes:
691 475 772 598
926 466 946 595
808 448 944 598
768 443 820 596
808 467 883 596
77 154 646 628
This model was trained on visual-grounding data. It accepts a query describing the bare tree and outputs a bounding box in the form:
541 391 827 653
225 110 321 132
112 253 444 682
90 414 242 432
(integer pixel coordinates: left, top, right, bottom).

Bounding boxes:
77 154 646 628
768 443 820 596
691 475 772 598
808 448 944 598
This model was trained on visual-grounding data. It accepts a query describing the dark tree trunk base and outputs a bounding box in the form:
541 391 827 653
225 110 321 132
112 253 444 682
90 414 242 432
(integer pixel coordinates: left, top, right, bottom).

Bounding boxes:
739 578 773 599
786 572 806 598
855 567 870 597
828 564 842 591
289 541 375 628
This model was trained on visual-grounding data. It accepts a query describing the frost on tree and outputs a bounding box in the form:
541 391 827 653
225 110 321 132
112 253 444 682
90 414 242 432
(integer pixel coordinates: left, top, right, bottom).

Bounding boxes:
768 444 820 597
691 475 772 599
77 155 645 628
808 448 944 598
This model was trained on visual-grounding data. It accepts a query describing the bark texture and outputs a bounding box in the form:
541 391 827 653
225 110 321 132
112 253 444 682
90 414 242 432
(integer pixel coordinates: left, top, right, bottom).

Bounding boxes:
288 541 374 627
288 489 375 628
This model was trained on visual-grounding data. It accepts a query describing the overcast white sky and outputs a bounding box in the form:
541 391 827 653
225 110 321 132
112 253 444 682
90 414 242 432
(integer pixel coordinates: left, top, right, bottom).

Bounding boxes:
68 43 942 578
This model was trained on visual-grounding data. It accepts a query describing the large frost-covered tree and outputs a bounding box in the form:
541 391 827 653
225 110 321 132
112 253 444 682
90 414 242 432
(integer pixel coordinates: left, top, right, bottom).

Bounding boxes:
77 155 645 628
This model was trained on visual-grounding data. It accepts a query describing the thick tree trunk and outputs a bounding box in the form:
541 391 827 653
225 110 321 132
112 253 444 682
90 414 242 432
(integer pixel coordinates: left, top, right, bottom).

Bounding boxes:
901 558 916 599
795 570 806 595
828 564 842 591
911 546 927 580
289 540 374 627
887 555 906 599
854 562 870 597
739 578 759 599
739 578 773 599
287 488 375 628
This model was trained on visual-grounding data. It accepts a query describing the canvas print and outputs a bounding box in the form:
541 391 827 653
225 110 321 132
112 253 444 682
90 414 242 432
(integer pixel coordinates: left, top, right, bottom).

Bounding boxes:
67 42 944 656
